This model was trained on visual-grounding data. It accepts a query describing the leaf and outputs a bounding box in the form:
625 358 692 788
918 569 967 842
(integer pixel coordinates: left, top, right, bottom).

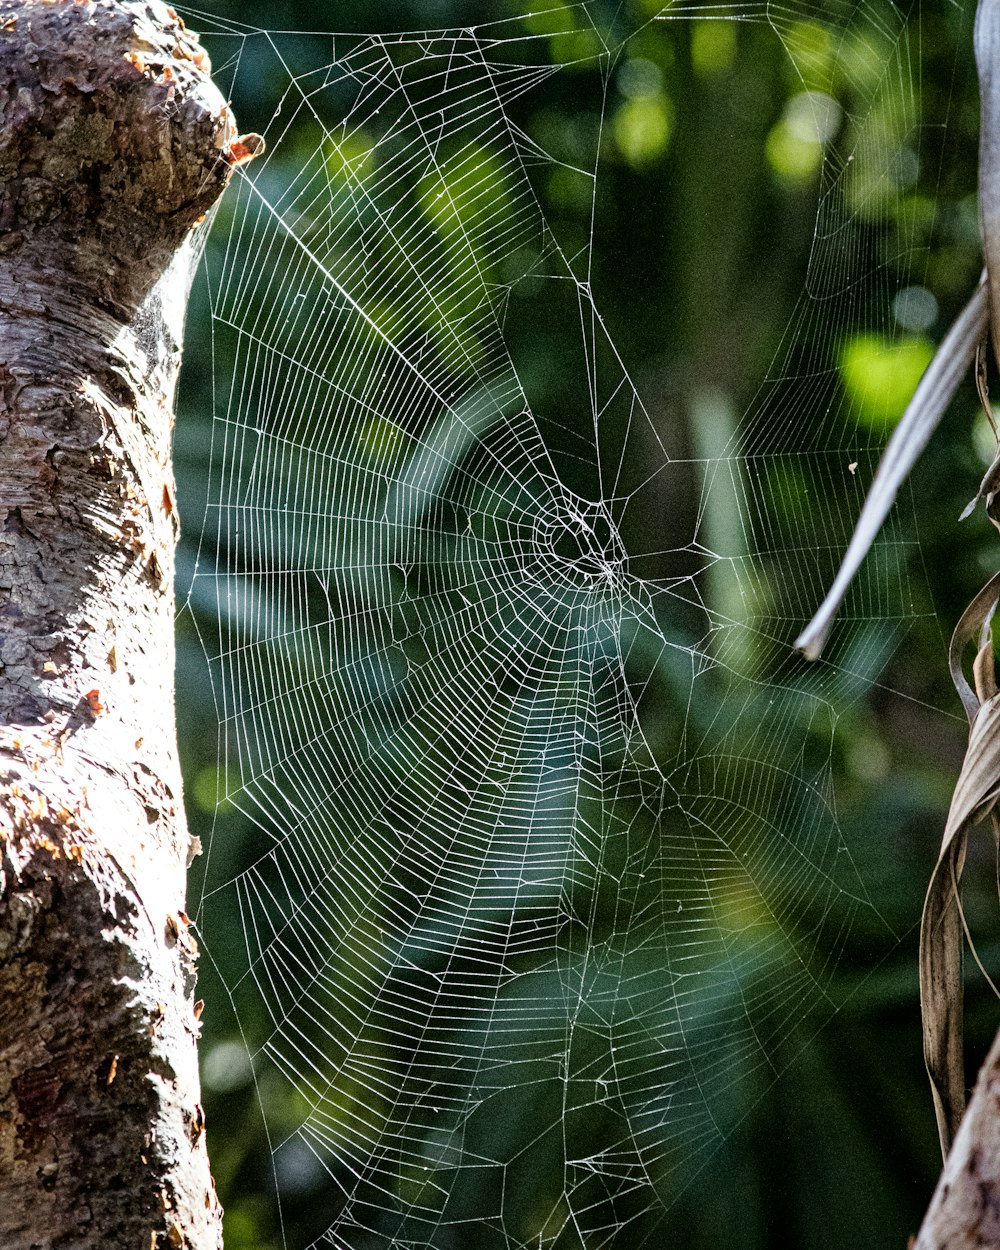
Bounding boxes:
795 276 988 660
948 569 1000 723
920 830 967 1159
922 592 1000 1158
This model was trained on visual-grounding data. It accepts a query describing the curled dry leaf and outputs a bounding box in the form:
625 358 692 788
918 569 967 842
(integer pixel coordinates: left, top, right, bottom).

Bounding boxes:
922 581 1000 1158
920 830 967 1157
948 570 1000 722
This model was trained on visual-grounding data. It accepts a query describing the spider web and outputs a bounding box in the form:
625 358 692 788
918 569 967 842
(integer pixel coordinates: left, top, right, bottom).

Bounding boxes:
176 3 966 1246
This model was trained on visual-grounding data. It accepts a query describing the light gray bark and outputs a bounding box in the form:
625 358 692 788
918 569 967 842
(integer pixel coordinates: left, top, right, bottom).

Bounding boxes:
0 2 252 1246
915 1024 1000 1248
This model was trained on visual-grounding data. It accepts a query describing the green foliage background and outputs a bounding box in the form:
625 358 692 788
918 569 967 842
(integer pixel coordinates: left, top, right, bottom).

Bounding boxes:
172 1 999 1245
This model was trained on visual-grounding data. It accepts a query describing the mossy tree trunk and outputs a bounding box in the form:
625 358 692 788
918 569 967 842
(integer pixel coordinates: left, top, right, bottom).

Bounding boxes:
0 2 252 1245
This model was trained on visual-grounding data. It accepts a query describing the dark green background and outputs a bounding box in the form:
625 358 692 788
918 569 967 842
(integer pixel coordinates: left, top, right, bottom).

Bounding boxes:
171 2 998 1246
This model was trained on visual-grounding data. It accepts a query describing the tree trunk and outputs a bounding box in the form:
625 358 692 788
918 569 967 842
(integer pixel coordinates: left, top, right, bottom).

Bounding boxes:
915 1023 1000 1248
0 2 253 1245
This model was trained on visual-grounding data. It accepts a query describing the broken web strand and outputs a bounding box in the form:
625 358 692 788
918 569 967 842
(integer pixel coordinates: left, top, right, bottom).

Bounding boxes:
173 3 977 1247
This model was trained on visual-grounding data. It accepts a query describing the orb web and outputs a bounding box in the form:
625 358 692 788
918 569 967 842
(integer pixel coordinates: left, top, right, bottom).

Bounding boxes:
176 3 961 1246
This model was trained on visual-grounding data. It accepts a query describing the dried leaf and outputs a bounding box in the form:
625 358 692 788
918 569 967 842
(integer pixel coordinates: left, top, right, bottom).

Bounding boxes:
920 836 966 1157
974 636 998 703
942 691 1000 840
922 655 1000 1157
922 559 1000 1158
975 335 993 428
795 276 989 660
959 444 1000 522
948 569 1000 722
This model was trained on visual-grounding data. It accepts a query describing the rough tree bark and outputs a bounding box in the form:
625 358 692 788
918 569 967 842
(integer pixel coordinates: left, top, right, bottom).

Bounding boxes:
915 1025 1000 1248
0 2 257 1246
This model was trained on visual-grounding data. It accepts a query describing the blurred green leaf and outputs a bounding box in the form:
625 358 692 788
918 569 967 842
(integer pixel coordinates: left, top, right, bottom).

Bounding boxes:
840 333 936 429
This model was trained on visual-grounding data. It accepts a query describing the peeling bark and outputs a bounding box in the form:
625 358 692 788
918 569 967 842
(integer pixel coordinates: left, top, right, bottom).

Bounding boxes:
914 1024 1000 1249
0 2 253 1246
